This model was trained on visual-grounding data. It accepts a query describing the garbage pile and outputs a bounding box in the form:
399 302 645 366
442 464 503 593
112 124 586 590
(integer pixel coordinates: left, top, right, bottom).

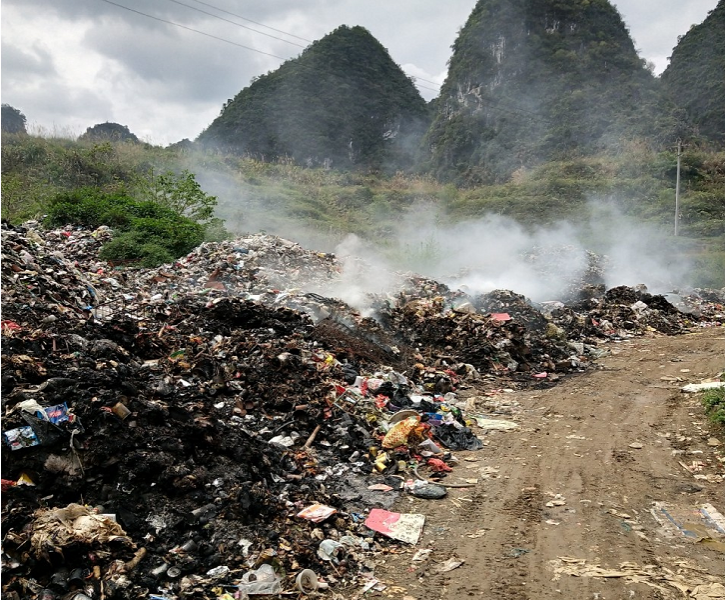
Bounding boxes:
2 221 722 600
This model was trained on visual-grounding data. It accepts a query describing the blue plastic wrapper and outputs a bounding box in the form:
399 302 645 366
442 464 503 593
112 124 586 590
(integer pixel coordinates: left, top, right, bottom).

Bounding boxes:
37 402 71 425
3 426 40 450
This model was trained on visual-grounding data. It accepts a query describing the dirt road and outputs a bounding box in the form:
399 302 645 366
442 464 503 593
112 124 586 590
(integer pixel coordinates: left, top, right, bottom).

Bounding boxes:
371 327 725 599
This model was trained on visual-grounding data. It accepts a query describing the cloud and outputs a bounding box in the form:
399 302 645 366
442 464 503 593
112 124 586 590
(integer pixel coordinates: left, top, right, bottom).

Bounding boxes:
2 0 188 24
612 0 717 73
1 0 718 144
1 41 57 83
82 21 286 104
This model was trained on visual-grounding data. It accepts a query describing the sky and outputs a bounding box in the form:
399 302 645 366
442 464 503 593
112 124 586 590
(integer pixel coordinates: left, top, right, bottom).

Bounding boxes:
1 0 719 146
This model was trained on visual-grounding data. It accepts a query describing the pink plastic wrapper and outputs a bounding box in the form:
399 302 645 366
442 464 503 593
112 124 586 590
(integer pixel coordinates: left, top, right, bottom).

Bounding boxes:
296 503 337 523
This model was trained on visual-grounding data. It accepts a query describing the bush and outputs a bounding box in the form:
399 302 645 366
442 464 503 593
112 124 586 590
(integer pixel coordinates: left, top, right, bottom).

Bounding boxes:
44 187 205 266
99 232 175 267
45 188 133 229
702 387 725 427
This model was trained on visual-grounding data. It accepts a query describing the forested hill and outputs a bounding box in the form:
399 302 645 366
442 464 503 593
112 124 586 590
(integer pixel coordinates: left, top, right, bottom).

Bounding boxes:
422 0 661 184
661 0 725 145
197 25 430 173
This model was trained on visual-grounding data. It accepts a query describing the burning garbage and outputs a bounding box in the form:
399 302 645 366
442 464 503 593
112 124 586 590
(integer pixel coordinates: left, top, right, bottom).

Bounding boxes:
2 221 722 599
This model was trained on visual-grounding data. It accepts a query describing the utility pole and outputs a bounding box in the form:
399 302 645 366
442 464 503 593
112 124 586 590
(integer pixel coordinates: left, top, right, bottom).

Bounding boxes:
674 139 682 236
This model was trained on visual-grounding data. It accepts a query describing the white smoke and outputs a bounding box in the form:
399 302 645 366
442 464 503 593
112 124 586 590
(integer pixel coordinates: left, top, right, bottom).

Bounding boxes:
193 160 692 304
323 200 692 303
309 234 404 316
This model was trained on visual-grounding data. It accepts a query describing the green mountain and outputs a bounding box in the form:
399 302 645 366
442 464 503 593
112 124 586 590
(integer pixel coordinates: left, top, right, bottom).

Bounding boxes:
198 25 430 173
661 0 725 145
79 122 140 143
422 0 660 184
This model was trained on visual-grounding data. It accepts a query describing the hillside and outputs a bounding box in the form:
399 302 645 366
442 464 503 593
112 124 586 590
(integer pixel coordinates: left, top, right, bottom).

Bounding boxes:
2 132 724 288
661 0 725 145
197 25 430 173
423 0 661 184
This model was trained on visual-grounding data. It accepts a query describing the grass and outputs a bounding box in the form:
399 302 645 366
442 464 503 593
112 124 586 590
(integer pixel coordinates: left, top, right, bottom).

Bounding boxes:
702 386 725 427
2 132 725 287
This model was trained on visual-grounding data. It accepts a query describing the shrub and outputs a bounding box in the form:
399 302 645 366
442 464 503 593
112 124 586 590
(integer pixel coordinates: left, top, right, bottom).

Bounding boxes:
702 387 725 427
99 232 175 267
44 187 205 266
45 188 133 229
136 169 218 223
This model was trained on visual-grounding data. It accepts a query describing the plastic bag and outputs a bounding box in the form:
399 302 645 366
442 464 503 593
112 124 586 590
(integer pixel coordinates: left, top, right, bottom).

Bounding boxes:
382 416 420 449
433 423 483 451
238 564 282 596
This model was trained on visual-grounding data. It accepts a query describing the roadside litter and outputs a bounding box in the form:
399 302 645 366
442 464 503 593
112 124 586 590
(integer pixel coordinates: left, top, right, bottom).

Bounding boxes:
3 221 724 599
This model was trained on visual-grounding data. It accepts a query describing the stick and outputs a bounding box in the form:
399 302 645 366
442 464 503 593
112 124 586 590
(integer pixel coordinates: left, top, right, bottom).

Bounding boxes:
304 425 322 449
412 464 474 488
125 547 147 571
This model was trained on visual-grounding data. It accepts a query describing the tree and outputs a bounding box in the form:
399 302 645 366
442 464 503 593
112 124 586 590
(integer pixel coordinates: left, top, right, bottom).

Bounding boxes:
2 104 27 134
137 169 218 223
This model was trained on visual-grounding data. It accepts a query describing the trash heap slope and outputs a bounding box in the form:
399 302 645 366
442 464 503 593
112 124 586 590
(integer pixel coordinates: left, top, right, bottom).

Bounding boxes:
2 222 722 600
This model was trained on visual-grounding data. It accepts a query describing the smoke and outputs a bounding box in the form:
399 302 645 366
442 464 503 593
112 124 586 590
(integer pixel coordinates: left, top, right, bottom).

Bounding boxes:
315 200 693 305
395 200 692 300
383 206 590 301
309 234 404 316
192 159 692 306
585 201 692 293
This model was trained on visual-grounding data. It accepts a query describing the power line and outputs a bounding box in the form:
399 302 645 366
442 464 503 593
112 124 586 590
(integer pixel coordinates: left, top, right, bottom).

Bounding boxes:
98 0 288 60
410 75 441 87
163 0 306 48
187 0 312 43
415 83 440 93
99 0 443 96
174 0 443 92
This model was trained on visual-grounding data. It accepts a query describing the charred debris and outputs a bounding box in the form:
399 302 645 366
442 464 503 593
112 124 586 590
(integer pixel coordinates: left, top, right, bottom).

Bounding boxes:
2 221 723 599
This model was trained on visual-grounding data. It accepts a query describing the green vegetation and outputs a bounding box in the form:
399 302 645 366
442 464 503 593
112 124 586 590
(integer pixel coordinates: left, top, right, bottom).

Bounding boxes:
78 122 140 144
194 0 723 187
138 168 217 223
198 25 430 173
702 385 725 427
661 2 725 145
2 0 723 279
424 0 664 184
45 187 207 267
1 132 226 267
2 132 723 284
1 104 27 135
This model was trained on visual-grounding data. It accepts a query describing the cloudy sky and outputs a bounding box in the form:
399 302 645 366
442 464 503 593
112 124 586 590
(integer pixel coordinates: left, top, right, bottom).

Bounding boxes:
1 0 718 145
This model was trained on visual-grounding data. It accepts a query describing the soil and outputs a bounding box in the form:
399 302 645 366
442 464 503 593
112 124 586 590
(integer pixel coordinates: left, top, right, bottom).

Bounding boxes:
370 327 725 599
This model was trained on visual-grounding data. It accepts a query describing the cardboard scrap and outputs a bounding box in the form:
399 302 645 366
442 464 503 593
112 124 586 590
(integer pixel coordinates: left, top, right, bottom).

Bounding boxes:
471 417 519 431
365 509 425 545
650 501 725 553
550 557 724 598
31 503 133 558
701 504 725 535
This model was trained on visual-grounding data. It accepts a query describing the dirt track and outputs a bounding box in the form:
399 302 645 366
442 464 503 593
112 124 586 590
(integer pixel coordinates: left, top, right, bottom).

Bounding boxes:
371 327 725 599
